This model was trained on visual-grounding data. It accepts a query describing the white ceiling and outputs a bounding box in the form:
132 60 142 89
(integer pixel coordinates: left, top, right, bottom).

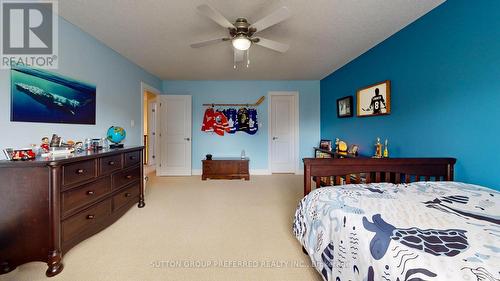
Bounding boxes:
58 0 445 80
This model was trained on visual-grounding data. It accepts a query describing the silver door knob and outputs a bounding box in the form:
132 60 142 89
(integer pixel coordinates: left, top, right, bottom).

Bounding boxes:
272 136 278 140
184 137 190 141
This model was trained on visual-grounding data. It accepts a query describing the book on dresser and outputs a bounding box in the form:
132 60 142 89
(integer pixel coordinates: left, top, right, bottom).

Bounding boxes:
0 146 145 277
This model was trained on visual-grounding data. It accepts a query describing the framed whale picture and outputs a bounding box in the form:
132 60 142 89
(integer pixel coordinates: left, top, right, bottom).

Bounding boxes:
10 65 96 124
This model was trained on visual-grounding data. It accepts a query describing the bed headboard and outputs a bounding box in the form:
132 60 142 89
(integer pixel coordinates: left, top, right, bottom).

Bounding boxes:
303 158 456 196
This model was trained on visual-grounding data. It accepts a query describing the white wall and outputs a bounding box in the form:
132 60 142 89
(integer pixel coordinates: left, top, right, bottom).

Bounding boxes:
0 18 161 157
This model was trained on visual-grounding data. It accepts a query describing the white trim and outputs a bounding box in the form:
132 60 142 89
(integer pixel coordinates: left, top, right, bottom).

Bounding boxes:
140 82 161 179
140 82 161 147
268 91 300 175
192 169 202 175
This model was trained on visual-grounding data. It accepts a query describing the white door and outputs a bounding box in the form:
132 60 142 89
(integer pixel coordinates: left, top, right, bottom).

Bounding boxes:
157 95 192 176
269 92 298 173
147 101 157 165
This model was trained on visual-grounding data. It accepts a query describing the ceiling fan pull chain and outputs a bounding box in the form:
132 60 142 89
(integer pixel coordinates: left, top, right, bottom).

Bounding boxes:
246 48 250 68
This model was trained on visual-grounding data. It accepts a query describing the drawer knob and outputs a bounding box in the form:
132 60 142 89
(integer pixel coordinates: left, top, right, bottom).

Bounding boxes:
129 156 136 160
125 192 131 198
86 214 95 220
76 169 85 175
86 190 95 196
125 175 133 179
108 161 115 165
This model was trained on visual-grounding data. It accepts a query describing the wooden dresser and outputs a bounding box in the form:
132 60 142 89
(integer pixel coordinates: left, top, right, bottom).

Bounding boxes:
0 147 144 277
202 157 249 180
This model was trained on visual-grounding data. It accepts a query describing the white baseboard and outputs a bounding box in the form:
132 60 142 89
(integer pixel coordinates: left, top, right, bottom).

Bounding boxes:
192 169 202 175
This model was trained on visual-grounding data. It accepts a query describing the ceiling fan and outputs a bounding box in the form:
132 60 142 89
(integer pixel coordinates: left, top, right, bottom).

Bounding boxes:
190 4 291 68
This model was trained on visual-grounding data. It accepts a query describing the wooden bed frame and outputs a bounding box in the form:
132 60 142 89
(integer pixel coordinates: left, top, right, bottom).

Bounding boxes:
303 158 457 196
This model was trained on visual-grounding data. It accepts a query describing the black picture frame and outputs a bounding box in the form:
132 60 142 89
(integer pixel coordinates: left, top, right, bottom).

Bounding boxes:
337 96 353 118
319 139 332 151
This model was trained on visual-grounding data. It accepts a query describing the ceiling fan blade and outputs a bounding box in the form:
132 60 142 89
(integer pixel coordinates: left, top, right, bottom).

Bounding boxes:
190 38 227 48
251 6 291 33
234 48 244 63
197 4 235 29
255 37 289 53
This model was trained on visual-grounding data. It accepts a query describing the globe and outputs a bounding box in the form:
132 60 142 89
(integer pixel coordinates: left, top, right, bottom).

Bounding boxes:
106 126 126 144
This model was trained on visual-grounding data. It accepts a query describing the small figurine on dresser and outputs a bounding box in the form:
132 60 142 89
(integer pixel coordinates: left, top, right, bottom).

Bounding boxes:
374 137 383 158
11 149 36 161
40 137 50 153
333 138 348 155
383 139 389 158
337 140 348 155
74 142 84 153
64 140 75 148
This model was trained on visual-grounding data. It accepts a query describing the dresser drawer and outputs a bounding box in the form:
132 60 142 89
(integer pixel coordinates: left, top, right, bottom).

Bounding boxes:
63 159 96 186
99 154 123 175
124 151 141 168
112 166 141 190
61 177 111 216
113 183 140 211
62 198 112 242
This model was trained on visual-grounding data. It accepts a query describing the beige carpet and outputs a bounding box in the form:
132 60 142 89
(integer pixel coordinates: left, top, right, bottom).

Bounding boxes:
1 175 322 281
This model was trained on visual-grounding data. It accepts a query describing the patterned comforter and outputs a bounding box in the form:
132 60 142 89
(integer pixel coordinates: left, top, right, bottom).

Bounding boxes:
293 181 500 281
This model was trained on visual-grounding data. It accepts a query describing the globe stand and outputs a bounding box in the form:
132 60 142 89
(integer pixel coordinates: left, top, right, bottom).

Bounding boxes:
110 143 124 149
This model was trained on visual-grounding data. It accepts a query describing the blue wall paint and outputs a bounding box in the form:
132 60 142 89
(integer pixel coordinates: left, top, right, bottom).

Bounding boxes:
162 80 320 171
320 0 500 190
0 18 162 156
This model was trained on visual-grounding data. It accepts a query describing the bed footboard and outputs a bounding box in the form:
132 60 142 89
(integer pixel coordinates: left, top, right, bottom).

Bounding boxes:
303 158 456 196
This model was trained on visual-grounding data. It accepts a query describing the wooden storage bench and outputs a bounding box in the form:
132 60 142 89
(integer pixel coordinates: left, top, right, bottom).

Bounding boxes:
202 157 249 180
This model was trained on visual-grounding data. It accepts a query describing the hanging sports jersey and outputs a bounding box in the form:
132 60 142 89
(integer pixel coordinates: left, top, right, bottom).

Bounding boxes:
247 108 258 135
224 108 238 134
237 108 249 132
213 110 229 136
201 108 215 132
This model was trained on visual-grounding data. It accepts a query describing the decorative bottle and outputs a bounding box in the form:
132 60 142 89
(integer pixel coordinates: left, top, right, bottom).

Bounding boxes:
383 139 389 158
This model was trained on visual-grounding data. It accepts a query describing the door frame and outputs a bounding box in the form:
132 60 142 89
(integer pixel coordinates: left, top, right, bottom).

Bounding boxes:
147 101 158 165
268 91 300 174
157 94 192 176
140 81 161 149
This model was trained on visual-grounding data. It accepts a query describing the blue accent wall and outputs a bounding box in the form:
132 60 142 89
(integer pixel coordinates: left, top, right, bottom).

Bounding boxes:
320 1 500 189
0 17 161 156
163 80 320 171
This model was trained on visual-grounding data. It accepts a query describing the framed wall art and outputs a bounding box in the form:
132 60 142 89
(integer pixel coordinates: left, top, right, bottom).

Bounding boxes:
357 80 391 117
11 65 96 124
336 96 353 118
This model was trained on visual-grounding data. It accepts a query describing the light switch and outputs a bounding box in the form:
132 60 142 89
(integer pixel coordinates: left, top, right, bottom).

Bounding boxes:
131 119 135 127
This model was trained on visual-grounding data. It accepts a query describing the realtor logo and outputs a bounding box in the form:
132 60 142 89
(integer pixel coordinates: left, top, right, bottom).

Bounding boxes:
1 0 58 69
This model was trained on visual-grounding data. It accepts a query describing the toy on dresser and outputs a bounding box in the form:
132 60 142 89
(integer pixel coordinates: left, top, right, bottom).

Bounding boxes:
373 137 389 158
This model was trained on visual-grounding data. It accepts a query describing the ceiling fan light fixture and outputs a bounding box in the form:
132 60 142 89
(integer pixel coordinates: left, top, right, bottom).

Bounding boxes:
232 35 251 51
